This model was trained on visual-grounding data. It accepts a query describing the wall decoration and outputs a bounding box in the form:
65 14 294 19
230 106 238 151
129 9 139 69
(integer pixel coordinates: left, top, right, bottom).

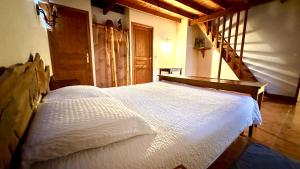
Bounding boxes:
35 0 58 30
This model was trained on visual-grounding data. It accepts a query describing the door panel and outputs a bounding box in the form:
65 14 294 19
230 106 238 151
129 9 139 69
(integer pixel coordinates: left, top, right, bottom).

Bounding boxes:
132 23 153 84
48 4 93 85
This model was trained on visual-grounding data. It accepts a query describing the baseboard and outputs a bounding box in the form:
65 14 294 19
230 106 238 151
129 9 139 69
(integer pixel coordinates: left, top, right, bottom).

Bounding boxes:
264 92 297 104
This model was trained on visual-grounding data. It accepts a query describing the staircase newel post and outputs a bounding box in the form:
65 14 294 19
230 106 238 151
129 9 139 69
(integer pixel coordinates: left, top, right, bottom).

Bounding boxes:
239 9 248 77
233 12 240 54
218 15 227 80
226 14 233 62
215 17 220 48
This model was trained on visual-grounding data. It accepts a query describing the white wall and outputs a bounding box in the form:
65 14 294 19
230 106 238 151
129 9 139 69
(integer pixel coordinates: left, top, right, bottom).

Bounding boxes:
186 26 201 76
223 0 300 96
0 0 96 80
175 18 188 74
129 8 179 81
0 0 51 70
185 25 238 80
1 0 189 85
50 0 96 85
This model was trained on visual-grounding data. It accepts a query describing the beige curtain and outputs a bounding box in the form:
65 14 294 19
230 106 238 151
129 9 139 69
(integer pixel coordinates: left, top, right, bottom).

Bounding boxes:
93 24 130 87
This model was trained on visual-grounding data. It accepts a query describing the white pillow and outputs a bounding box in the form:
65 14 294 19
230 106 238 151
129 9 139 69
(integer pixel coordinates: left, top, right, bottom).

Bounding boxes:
22 97 155 164
43 85 108 103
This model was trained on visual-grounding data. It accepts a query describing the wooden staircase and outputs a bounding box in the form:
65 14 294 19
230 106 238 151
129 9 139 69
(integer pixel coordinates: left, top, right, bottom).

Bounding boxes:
197 10 257 82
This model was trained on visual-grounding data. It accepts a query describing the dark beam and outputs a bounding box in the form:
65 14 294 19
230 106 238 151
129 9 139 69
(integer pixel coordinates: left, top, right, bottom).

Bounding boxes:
116 0 182 22
294 74 300 103
141 0 197 19
91 0 125 14
248 0 276 6
175 0 213 15
211 0 230 9
190 4 249 24
103 0 117 15
211 20 214 41
215 17 220 48
191 0 276 24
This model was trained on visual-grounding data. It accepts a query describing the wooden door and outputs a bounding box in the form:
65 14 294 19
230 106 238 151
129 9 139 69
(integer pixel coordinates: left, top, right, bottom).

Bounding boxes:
132 22 153 84
48 4 93 85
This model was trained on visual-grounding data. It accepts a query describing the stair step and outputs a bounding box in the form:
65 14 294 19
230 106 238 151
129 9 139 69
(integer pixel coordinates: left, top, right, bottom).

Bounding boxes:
221 46 234 51
210 33 257 82
240 77 256 82
242 71 254 76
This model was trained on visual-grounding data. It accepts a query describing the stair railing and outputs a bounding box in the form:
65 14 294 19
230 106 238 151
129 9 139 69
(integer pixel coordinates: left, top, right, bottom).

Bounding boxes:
199 9 256 81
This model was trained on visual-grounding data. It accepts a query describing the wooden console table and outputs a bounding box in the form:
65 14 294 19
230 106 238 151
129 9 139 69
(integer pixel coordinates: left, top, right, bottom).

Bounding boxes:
158 75 266 107
159 68 183 75
158 75 267 137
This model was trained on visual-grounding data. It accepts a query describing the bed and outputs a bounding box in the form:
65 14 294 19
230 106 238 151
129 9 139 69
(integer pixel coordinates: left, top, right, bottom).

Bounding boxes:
0 54 262 169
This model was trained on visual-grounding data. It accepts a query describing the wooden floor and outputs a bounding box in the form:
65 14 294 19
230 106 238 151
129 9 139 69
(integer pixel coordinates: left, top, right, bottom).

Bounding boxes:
208 97 300 169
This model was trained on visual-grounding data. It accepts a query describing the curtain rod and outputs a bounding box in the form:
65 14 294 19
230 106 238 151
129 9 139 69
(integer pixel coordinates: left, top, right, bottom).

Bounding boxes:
92 22 129 32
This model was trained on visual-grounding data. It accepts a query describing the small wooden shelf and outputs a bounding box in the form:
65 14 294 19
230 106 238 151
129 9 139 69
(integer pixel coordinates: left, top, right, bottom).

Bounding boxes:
194 47 211 57
194 47 211 50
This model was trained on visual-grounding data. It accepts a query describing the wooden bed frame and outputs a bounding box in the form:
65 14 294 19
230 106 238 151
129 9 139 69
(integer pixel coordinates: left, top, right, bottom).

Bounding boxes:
0 56 265 169
159 74 267 137
0 54 50 169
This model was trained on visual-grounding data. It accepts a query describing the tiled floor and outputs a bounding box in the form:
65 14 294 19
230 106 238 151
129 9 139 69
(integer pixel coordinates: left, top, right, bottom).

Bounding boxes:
252 97 300 160
208 97 300 169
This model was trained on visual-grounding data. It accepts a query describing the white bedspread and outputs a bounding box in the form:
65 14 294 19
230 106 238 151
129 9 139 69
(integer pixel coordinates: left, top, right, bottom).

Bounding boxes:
32 82 261 169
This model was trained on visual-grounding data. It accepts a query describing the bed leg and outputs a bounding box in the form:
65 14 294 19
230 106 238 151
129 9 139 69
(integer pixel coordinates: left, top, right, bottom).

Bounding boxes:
248 125 253 137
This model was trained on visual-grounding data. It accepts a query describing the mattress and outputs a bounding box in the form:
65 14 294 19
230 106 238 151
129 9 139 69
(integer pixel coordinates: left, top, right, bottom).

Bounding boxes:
31 82 261 169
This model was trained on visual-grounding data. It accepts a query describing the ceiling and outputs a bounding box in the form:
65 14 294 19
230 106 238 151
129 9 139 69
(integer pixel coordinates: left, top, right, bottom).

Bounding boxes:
92 0 276 24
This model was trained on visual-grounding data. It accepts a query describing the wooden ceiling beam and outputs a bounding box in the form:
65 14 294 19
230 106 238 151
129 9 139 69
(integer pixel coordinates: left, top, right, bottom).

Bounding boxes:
190 5 249 25
249 0 277 6
103 0 117 15
141 0 197 19
174 0 213 15
116 0 182 22
211 0 230 9
190 0 276 25
91 0 125 14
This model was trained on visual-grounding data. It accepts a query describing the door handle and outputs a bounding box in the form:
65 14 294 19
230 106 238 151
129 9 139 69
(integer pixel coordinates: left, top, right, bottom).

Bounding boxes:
86 53 89 63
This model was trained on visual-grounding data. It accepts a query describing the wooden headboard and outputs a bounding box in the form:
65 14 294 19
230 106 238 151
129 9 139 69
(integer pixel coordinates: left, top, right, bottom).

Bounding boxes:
0 54 50 169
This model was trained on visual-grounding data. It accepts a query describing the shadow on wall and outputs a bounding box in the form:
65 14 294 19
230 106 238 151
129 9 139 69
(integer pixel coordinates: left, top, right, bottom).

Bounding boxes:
225 0 300 97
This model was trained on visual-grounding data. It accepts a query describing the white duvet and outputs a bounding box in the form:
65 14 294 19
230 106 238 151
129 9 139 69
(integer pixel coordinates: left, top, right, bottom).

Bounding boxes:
31 82 262 169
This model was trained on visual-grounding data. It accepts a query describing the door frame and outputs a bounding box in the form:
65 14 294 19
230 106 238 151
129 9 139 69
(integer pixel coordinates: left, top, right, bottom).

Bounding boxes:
47 3 94 85
295 74 300 103
131 22 153 84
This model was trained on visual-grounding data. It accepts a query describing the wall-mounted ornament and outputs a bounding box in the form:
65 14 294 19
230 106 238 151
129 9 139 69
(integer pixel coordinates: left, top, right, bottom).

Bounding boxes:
35 0 58 30
194 37 205 49
194 37 211 58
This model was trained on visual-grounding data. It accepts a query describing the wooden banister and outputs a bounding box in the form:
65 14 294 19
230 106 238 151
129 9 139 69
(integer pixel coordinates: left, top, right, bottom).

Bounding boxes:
226 14 233 61
239 10 248 76
206 21 209 35
240 10 248 61
233 12 240 53
215 18 220 48
199 8 255 82
218 15 227 79
211 20 214 42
